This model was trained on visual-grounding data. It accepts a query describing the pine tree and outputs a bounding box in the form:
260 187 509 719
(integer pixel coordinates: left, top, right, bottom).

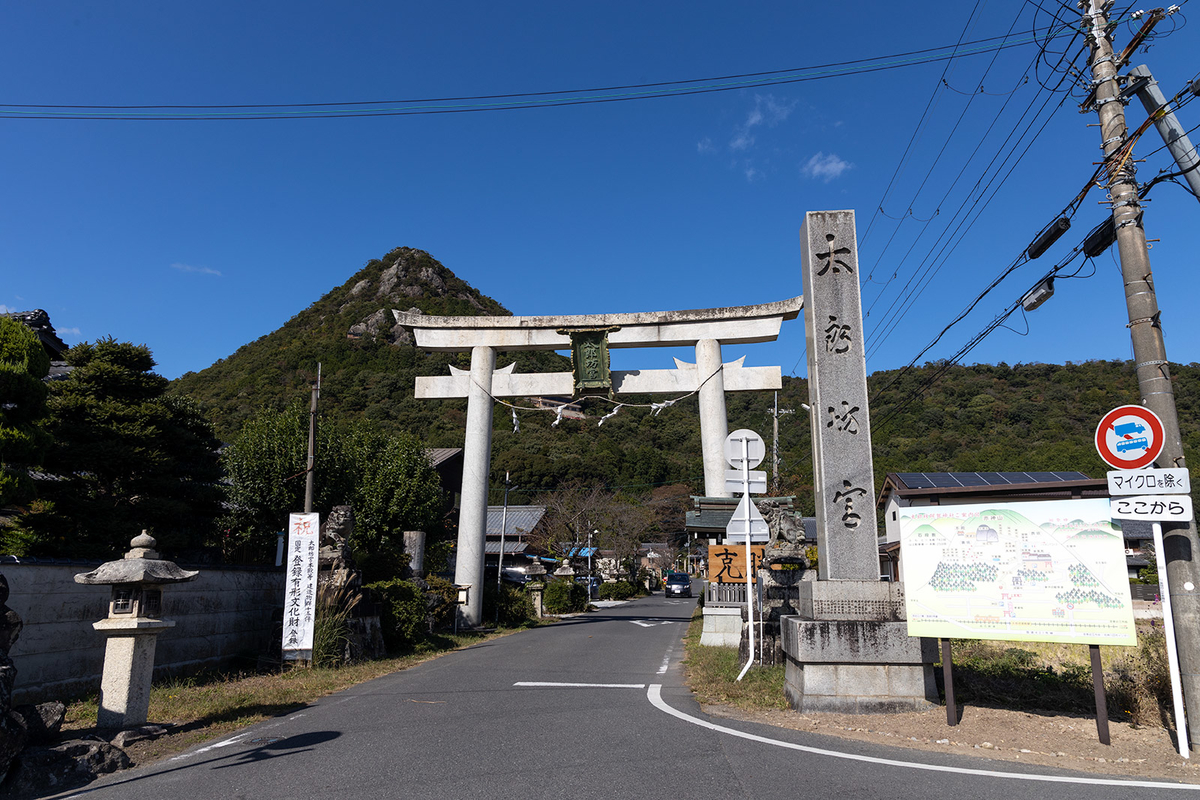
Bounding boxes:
0 317 51 507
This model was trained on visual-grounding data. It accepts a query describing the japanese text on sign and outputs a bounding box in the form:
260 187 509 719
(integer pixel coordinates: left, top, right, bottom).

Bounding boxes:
708 544 765 583
283 512 320 659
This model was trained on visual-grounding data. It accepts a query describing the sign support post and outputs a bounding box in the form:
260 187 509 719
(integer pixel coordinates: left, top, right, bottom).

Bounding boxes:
1155 520 1191 758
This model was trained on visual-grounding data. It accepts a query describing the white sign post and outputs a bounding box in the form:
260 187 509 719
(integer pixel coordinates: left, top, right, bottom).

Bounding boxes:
725 429 767 682
282 512 320 663
1097 405 1190 758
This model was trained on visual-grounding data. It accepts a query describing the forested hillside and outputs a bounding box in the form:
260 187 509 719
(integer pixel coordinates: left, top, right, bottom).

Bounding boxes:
170 247 1200 509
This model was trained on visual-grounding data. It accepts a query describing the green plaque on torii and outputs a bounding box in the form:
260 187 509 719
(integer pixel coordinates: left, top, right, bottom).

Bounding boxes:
559 327 619 397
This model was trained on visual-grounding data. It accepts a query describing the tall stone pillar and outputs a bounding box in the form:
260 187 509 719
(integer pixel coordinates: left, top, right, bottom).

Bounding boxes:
800 210 879 580
781 210 936 714
696 338 731 498
455 345 496 627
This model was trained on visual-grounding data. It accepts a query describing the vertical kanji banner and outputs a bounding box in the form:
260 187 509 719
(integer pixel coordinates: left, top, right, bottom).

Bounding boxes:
282 512 320 660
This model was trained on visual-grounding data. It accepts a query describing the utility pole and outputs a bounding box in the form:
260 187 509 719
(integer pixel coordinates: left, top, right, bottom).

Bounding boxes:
769 391 794 495
1128 63 1200 203
1084 1 1200 750
304 363 321 514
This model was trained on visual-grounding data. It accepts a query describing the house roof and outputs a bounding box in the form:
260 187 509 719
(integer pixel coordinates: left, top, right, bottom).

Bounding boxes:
484 541 529 555
878 471 1106 510
426 448 462 468
485 505 545 538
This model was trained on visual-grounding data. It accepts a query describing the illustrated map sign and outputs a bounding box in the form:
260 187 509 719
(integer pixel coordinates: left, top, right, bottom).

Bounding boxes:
1110 494 1193 522
1095 405 1165 470
900 499 1135 646
708 544 765 583
1107 467 1190 495
282 512 320 660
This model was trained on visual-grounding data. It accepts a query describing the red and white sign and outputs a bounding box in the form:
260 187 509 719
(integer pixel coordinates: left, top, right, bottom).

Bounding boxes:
1095 405 1165 470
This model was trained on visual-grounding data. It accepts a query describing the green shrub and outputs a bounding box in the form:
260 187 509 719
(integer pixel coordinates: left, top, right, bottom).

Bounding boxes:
544 579 587 614
598 580 636 601
366 578 431 652
482 581 535 627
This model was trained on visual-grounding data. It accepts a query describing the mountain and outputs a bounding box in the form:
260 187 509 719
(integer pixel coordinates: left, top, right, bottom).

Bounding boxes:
170 246 1200 509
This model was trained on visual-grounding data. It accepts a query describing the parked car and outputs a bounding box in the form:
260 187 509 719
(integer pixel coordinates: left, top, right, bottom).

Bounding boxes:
664 573 692 598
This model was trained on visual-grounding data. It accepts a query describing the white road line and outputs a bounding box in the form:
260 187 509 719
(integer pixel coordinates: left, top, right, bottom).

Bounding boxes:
515 681 646 689
646 685 1199 791
168 712 308 762
657 649 673 675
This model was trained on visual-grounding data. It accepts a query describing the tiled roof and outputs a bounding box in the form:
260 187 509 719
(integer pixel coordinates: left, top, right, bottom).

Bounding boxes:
485 505 545 537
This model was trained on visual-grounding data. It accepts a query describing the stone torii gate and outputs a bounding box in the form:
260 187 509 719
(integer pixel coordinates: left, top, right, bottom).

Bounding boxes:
396 298 802 626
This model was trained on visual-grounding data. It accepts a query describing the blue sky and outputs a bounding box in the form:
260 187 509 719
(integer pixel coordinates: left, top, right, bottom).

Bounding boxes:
2 2 1198 384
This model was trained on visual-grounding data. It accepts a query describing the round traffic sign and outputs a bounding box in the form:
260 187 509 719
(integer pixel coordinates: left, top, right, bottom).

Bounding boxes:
724 429 766 469
1095 405 1165 469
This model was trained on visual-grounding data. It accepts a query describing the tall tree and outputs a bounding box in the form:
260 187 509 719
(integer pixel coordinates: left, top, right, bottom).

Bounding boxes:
220 402 444 571
21 338 224 559
0 317 51 507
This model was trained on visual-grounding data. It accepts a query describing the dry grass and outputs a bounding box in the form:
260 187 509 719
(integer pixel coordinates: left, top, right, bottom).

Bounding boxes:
681 611 789 711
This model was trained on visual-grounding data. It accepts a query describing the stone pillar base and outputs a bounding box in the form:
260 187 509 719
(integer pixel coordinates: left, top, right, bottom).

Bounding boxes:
93 618 173 729
700 606 742 647
780 581 937 714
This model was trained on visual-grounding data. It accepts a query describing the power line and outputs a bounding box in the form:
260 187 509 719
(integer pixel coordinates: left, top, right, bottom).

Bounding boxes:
0 25 1081 121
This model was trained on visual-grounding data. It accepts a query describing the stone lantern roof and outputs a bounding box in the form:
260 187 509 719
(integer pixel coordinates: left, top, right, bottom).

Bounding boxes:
74 532 199 586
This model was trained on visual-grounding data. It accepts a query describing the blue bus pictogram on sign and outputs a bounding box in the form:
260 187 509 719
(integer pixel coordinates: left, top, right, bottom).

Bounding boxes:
1115 436 1149 454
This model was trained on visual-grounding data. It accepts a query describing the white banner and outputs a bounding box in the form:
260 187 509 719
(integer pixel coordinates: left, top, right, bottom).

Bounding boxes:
282 512 320 659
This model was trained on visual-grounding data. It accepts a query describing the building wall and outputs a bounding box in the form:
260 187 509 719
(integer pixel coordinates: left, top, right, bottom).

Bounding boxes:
2 563 284 704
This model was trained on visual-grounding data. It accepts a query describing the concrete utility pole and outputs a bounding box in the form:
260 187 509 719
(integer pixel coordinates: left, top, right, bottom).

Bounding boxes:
1084 1 1200 749
304 363 321 514
769 391 794 494
1128 63 1200 203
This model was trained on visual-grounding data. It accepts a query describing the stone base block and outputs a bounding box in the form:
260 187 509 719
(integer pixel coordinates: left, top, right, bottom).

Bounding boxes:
796 580 906 621
781 616 937 714
783 662 936 713
700 606 742 648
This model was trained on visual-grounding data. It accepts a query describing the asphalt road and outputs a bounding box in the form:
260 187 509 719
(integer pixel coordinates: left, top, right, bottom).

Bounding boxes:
57 585 1200 800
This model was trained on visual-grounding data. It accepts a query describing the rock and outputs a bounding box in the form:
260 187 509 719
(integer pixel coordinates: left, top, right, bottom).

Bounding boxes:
1 739 130 798
0 713 28 786
110 724 169 749
11 703 64 746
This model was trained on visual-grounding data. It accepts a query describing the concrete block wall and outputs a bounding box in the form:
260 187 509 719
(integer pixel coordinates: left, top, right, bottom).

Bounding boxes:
2 563 284 704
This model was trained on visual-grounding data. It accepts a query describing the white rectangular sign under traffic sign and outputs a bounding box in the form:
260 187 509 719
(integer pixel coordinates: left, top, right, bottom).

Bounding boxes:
725 493 770 543
725 469 767 495
1107 468 1191 495
1110 494 1194 522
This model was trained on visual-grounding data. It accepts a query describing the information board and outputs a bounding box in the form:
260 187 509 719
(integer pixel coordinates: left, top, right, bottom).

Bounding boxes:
900 499 1135 645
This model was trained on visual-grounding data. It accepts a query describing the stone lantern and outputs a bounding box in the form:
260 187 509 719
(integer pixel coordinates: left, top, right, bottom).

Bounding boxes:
74 532 198 729
525 560 547 618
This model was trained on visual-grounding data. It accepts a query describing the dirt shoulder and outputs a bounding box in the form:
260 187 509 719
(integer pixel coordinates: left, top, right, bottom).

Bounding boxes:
704 702 1200 784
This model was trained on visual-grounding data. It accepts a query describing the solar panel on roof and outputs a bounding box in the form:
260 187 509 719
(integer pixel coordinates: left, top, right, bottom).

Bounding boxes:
973 472 1005 484
1025 472 1058 482
952 473 990 487
998 472 1033 483
897 473 936 489
929 474 961 488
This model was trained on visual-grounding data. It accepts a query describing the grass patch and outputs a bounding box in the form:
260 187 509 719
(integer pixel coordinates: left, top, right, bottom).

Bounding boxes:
62 627 532 760
942 625 1171 728
681 610 788 711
